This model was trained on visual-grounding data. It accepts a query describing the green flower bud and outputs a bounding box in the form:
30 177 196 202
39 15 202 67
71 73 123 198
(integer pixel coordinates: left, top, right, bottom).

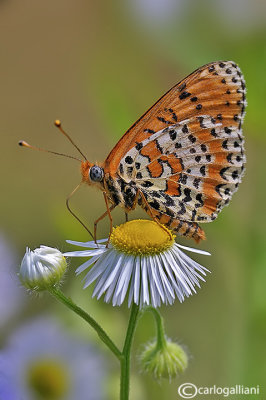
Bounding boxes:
19 246 67 291
139 339 188 380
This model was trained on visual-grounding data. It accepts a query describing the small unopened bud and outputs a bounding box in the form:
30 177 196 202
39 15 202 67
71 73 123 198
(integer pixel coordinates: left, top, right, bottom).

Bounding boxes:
19 246 67 291
139 339 188 380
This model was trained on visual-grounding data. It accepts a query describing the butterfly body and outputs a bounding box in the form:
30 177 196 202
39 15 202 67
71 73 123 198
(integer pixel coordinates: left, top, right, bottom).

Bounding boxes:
81 61 246 242
81 161 138 210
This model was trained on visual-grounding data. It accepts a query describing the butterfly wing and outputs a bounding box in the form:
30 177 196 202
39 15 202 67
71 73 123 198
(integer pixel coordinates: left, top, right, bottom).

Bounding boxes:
104 61 246 240
104 61 246 175
119 115 245 220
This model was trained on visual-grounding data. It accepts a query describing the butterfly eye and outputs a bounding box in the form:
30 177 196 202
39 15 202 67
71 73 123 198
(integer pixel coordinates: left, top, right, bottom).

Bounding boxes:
89 166 104 182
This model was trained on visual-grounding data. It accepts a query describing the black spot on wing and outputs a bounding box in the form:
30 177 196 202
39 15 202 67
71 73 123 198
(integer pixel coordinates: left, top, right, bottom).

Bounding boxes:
149 199 160 210
195 193 204 208
183 188 192 202
141 180 154 188
179 91 191 100
125 156 133 164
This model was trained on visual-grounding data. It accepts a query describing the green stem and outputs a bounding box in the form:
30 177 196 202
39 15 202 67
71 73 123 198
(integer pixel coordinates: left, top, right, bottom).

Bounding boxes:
120 303 140 400
145 307 167 349
49 287 122 360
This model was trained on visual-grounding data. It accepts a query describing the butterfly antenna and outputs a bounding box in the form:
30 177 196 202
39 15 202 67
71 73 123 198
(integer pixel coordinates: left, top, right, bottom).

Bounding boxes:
18 140 82 162
66 183 94 240
54 120 88 161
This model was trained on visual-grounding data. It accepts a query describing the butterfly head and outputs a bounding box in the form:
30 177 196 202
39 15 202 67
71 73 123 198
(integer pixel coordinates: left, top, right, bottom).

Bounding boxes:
81 161 104 185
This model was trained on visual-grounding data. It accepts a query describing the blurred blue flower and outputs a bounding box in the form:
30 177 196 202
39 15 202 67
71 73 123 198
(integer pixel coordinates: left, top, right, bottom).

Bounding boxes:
0 318 106 400
0 233 27 328
127 0 184 25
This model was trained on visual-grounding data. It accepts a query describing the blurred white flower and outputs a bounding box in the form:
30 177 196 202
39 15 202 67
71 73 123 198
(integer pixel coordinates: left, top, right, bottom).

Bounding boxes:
0 318 105 400
0 233 26 328
19 246 67 291
65 220 210 308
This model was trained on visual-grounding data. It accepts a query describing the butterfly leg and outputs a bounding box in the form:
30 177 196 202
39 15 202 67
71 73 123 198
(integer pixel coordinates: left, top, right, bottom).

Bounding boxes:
131 188 141 210
94 199 116 245
103 192 115 246
125 212 129 222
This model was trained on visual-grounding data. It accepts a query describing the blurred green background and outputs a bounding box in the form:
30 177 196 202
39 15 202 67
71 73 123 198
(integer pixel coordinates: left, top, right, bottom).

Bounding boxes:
1 0 266 398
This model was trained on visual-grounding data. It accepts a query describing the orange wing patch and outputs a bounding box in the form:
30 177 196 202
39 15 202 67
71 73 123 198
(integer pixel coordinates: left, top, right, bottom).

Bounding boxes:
147 160 163 178
165 179 181 197
140 140 161 160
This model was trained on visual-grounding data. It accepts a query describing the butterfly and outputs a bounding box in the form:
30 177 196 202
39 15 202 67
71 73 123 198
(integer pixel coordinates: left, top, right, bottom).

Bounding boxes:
20 61 246 242
79 61 246 242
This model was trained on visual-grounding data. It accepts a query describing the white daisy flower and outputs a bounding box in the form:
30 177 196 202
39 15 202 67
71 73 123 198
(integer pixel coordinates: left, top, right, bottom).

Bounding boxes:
65 220 211 309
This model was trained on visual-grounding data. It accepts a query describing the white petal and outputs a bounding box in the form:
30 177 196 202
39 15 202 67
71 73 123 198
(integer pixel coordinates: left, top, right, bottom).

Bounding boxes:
173 250 198 292
104 277 119 303
115 257 134 301
141 257 150 305
147 262 160 307
66 238 108 247
95 252 127 297
176 251 207 284
165 250 192 295
161 254 184 302
158 253 183 298
156 259 175 303
114 288 125 306
83 250 113 288
104 262 124 303
133 257 141 305
177 249 210 274
128 261 137 307
149 256 165 302
176 243 211 256
64 248 106 257
156 257 175 301
93 264 114 299
75 255 101 275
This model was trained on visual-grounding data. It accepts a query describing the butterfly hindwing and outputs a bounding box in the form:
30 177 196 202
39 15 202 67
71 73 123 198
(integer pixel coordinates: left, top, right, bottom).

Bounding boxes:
119 114 245 223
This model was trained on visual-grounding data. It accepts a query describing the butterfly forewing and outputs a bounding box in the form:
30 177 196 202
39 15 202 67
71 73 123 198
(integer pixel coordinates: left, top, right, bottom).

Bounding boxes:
103 61 246 240
104 61 246 172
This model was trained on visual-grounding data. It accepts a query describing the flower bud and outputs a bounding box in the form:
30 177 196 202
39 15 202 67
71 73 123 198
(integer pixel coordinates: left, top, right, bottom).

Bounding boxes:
19 246 67 291
139 339 188 380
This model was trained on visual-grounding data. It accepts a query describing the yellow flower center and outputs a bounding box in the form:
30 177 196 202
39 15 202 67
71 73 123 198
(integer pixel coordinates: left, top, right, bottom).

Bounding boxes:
27 358 69 399
110 219 175 256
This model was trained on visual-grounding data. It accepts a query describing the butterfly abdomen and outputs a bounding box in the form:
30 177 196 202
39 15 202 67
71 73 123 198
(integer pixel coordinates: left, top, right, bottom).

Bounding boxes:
142 203 206 242
168 218 206 243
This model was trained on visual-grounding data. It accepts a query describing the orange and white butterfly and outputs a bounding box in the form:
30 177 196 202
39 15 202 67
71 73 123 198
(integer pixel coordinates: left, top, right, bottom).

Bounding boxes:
20 61 246 243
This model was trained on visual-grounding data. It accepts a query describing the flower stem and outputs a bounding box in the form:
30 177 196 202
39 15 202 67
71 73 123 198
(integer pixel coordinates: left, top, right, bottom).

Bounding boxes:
145 307 167 349
49 286 122 360
120 303 140 400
